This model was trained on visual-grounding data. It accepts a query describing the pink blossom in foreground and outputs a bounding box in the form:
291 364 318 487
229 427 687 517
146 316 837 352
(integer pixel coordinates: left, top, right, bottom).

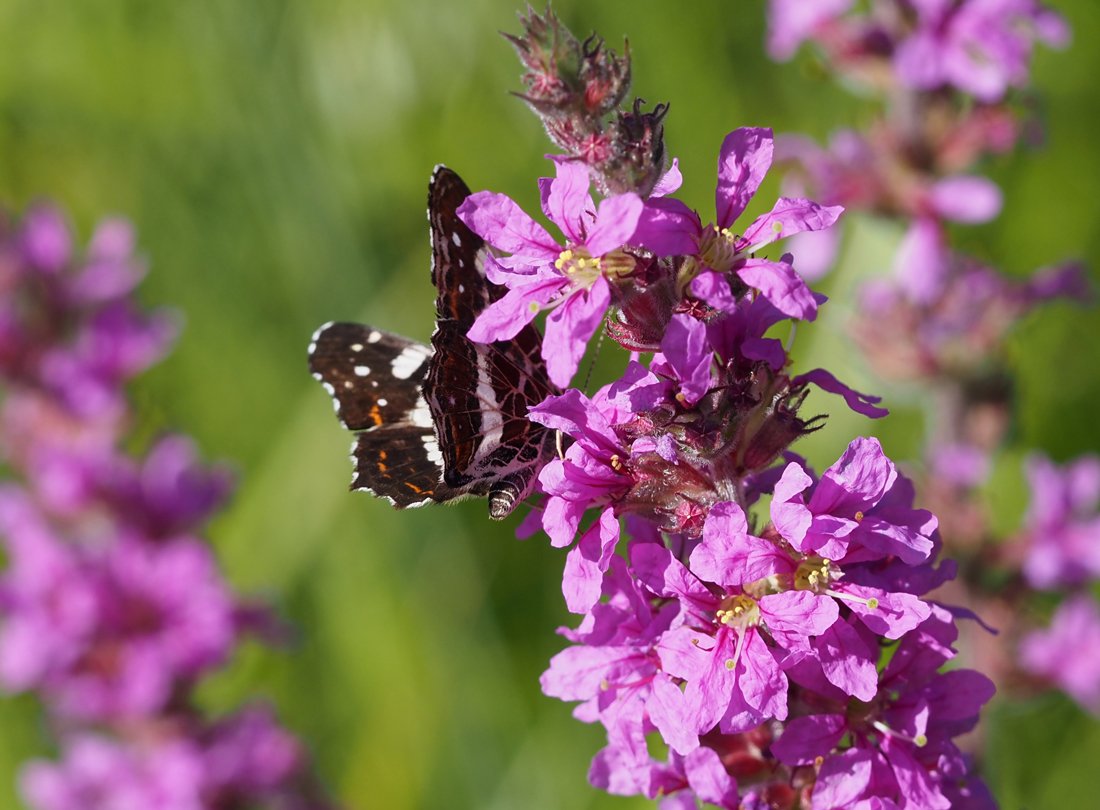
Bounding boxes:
458 159 643 387
634 127 842 320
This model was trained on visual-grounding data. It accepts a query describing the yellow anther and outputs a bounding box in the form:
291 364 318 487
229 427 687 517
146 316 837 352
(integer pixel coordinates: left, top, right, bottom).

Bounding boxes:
854 510 865 522
724 658 736 671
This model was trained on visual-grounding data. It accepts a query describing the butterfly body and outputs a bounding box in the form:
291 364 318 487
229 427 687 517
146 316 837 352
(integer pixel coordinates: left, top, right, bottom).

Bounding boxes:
308 167 556 519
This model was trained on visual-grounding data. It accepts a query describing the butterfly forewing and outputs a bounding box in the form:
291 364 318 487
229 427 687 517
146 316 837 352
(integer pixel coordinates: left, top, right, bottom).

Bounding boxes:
428 166 496 327
308 322 431 432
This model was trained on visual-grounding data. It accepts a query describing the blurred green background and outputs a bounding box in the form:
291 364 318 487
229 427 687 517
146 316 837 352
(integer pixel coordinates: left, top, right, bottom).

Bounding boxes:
1 1 1098 807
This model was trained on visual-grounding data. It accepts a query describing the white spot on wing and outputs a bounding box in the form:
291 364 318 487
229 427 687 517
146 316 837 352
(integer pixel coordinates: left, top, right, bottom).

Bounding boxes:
422 434 444 467
351 343 364 352
392 345 429 380
410 400 434 429
452 231 462 247
311 321 334 342
367 330 382 344
354 365 370 377
377 398 388 407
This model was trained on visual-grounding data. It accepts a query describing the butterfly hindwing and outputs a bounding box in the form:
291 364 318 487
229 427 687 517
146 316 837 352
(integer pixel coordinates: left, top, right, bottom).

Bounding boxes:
350 428 462 509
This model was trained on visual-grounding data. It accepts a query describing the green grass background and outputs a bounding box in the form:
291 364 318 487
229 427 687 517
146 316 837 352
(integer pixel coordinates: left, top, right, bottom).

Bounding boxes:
0 1 1098 807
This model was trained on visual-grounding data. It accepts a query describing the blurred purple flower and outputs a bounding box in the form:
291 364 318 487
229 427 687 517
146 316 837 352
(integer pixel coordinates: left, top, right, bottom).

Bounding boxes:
0 201 337 808
1020 454 1100 589
895 0 1069 102
0 515 237 721
21 735 206 810
1019 594 1100 713
766 0 853 61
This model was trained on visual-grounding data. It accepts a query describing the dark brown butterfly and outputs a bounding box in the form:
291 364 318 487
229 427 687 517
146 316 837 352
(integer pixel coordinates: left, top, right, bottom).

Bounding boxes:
308 166 557 519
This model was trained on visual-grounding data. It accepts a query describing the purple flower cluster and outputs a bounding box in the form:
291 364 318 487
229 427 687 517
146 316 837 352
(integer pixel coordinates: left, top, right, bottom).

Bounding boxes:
767 1 1067 283
459 13 1000 804
768 0 1068 102
852 256 1086 384
767 0 1097 725
1015 457 1100 714
1018 454 1100 590
539 437 992 808
0 205 335 809
460 128 842 388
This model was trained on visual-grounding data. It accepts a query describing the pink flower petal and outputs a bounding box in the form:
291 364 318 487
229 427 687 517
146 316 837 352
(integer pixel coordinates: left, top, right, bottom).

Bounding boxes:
739 197 844 252
715 128 774 229
736 257 818 321
542 160 595 243
457 191 558 256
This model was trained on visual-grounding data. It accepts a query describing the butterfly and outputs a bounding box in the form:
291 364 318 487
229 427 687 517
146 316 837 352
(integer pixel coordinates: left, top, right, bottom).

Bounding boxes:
308 166 558 520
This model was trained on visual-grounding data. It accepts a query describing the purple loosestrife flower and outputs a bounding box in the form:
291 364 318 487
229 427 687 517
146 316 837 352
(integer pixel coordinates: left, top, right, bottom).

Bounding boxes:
854 257 1086 383
774 129 1005 282
0 497 237 722
771 437 938 566
457 159 643 387
1019 594 1100 713
21 705 327 810
766 0 853 61
895 0 1069 102
0 201 338 809
0 205 177 425
542 555 693 777
529 384 636 547
634 502 839 736
635 127 843 320
1019 454 1100 589
775 606 996 810
21 735 207 810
